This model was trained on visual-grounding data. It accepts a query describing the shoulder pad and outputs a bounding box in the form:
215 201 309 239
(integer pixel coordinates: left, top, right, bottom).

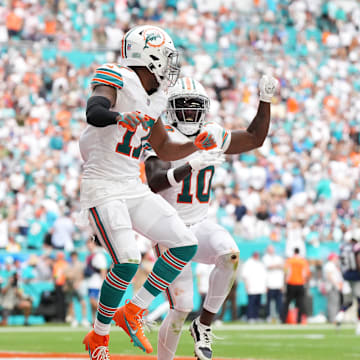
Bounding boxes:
91 64 124 90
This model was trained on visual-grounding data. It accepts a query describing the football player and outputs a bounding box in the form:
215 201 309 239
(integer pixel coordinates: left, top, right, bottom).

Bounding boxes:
335 229 360 335
79 25 217 360
144 75 278 360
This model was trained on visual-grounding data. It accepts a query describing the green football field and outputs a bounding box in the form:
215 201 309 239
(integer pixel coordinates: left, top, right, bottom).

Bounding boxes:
0 323 359 360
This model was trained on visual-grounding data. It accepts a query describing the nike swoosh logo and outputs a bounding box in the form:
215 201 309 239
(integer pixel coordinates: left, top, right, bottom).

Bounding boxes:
124 315 138 337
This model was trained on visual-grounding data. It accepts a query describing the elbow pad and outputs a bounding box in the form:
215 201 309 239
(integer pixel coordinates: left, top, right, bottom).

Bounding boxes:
86 96 119 127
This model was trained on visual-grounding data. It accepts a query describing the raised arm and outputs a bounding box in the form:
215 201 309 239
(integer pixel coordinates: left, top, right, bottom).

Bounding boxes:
225 75 278 155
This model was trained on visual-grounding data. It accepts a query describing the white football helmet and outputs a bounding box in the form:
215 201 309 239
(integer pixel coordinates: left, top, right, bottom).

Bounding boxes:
167 77 210 136
121 25 180 88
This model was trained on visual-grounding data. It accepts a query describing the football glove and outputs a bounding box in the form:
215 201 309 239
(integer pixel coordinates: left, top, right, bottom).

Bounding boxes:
118 111 154 131
259 75 279 103
188 150 224 171
194 131 217 150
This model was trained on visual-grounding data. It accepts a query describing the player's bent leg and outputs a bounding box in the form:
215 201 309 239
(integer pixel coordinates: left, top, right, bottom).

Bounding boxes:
87 202 142 357
158 309 190 360
156 260 194 360
203 252 240 314
129 192 198 308
189 220 240 360
188 250 241 360
115 193 197 354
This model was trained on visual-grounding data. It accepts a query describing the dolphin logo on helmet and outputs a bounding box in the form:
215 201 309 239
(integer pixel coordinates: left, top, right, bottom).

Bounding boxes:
143 29 165 49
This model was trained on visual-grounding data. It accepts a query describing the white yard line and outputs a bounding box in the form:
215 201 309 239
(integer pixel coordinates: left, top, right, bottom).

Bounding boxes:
0 323 355 333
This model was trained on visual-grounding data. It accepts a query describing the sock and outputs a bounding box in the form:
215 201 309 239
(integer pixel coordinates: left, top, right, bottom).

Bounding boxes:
132 245 197 309
94 263 138 335
158 309 188 360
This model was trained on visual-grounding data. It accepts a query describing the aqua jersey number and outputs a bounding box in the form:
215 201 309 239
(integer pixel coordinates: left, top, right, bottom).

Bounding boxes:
177 166 214 204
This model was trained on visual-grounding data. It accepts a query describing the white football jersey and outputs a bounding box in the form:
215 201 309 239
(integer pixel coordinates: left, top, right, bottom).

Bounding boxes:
80 63 167 208
144 123 231 225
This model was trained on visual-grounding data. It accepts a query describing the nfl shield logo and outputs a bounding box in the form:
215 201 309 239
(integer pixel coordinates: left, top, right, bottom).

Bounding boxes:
127 43 132 51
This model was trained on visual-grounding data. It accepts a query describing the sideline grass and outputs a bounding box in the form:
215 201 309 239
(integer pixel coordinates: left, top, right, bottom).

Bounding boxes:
0 324 359 360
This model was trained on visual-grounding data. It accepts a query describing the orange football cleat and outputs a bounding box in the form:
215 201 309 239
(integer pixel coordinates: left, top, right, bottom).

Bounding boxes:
83 330 110 360
113 301 153 353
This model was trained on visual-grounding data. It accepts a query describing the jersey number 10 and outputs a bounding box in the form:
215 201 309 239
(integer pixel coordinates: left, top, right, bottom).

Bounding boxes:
177 166 214 204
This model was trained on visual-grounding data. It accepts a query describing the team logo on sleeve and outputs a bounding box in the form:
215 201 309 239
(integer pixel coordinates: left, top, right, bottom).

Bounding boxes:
143 28 166 49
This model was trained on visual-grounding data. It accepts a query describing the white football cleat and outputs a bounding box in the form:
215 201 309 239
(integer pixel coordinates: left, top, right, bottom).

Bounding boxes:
189 317 213 360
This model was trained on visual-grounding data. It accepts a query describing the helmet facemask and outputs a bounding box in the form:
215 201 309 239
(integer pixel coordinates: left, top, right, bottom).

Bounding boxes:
148 47 180 89
168 95 210 136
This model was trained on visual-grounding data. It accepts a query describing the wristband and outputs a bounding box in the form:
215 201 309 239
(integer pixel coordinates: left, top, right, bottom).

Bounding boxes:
166 168 178 187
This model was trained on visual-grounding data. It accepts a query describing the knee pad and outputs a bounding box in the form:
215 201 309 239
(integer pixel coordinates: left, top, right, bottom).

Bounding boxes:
216 251 240 271
170 244 198 262
112 263 139 282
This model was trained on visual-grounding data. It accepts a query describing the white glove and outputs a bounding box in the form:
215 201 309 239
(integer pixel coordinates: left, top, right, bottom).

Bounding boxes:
188 150 225 172
259 75 279 103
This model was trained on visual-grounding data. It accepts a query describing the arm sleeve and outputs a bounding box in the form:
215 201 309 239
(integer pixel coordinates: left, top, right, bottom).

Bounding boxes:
86 96 119 127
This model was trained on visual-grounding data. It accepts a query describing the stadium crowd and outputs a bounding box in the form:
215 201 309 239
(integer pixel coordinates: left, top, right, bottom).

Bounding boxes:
1 0 360 324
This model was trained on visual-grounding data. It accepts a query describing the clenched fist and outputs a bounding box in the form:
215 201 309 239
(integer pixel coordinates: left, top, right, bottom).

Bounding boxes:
259 75 279 103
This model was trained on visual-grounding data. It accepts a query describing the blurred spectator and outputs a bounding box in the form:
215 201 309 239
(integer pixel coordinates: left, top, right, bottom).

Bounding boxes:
262 245 284 322
0 273 32 326
84 236 108 322
51 208 75 251
0 215 8 250
52 252 67 322
6 234 21 253
242 252 267 323
35 254 53 282
64 251 90 327
323 253 343 323
282 248 310 324
26 208 49 250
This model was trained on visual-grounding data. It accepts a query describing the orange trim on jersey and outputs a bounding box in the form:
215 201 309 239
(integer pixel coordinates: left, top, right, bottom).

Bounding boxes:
95 70 123 81
164 125 175 132
121 38 125 58
185 77 192 90
90 208 119 264
222 131 229 147
92 77 123 89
